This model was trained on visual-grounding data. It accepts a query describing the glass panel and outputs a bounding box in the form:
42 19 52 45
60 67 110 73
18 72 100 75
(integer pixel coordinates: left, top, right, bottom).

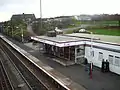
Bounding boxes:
79 45 84 50
109 55 113 65
98 52 103 61
76 48 84 56
115 56 120 66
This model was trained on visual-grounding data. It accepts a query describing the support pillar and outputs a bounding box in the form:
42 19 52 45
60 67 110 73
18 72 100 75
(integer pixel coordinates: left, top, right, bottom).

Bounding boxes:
69 47 71 61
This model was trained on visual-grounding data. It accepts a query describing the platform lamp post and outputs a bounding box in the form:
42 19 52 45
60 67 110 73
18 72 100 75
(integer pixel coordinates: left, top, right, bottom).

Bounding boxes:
21 27 24 43
90 32 93 79
22 13 26 43
90 32 93 56
11 26 13 38
11 20 13 38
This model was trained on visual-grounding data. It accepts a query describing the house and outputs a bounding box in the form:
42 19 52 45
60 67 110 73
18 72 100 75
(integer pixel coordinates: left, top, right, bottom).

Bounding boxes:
31 33 120 75
11 13 36 24
75 15 92 21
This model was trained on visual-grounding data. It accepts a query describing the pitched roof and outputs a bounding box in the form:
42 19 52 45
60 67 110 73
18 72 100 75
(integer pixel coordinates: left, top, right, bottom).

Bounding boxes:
11 14 36 21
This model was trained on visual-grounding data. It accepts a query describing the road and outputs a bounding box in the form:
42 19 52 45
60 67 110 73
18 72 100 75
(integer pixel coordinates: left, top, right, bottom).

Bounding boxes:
62 24 96 32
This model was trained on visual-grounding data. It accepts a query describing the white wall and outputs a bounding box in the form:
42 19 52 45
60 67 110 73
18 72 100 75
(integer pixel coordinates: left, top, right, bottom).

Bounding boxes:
85 46 120 75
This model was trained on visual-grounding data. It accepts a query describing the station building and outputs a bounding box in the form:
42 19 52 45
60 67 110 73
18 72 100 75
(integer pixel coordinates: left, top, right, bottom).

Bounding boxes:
31 33 120 75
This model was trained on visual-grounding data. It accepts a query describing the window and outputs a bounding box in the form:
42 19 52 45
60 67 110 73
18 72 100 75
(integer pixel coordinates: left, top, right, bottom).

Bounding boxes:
79 45 84 50
76 48 84 56
114 56 120 67
77 48 80 53
98 52 103 61
109 55 113 65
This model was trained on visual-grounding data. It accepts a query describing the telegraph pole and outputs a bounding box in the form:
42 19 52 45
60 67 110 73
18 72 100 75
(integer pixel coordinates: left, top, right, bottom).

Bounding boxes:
38 0 42 52
39 0 42 34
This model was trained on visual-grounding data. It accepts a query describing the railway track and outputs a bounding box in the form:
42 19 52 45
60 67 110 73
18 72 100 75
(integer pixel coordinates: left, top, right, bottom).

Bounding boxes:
0 48 33 90
0 37 65 90
0 56 14 90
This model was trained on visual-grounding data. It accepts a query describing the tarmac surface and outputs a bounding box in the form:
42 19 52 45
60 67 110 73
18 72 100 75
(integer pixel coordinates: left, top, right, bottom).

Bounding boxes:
7 38 120 90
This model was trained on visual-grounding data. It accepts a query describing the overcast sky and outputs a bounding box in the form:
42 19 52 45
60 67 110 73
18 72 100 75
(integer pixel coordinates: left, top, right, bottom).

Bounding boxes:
0 0 120 21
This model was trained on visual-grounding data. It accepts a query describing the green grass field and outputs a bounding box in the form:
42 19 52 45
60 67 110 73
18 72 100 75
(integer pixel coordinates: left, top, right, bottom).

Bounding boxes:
64 28 120 36
64 29 74 34
81 20 119 25
64 20 120 36
89 28 120 36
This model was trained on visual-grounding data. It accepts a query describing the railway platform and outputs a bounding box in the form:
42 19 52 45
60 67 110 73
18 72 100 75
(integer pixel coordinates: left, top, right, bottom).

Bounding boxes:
3 36 120 90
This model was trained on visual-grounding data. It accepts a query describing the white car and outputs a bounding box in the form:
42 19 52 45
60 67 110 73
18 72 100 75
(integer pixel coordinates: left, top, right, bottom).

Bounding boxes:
79 29 86 32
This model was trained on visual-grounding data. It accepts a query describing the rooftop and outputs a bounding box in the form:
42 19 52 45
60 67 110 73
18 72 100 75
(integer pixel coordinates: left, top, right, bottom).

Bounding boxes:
11 14 36 21
64 33 120 44
31 33 120 47
35 33 120 44
36 35 87 43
